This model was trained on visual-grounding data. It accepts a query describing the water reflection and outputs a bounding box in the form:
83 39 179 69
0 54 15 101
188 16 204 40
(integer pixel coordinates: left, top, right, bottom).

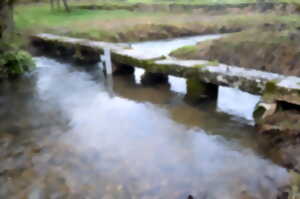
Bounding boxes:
134 68 259 123
217 86 261 123
0 57 289 199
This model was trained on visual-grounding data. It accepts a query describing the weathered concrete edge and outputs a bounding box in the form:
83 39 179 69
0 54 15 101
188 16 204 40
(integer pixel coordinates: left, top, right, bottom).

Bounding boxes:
153 60 279 95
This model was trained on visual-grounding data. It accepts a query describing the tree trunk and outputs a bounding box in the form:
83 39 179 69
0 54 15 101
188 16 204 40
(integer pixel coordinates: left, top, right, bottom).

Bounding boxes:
62 0 70 12
57 0 61 9
0 1 14 42
50 0 54 10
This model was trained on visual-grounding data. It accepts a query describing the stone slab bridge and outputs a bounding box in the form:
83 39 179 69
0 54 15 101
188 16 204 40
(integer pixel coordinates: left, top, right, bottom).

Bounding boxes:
31 33 300 123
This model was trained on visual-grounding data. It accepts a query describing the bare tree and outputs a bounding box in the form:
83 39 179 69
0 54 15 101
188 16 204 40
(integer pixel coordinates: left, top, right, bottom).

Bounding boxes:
0 0 15 42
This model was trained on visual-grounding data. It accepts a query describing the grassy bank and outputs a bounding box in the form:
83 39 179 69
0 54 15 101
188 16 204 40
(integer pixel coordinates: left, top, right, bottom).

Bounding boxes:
170 25 300 76
16 0 300 5
16 2 300 43
17 0 258 5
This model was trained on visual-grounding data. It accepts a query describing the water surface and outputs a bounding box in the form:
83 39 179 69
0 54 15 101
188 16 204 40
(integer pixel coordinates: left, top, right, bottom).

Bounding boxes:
129 34 223 58
0 56 289 199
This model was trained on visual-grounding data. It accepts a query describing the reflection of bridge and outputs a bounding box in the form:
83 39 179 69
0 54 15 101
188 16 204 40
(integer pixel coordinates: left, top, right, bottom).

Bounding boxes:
31 33 300 122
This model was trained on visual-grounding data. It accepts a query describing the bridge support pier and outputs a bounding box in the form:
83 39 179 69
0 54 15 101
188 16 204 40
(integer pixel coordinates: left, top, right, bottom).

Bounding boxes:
141 72 168 85
112 63 135 75
185 78 218 102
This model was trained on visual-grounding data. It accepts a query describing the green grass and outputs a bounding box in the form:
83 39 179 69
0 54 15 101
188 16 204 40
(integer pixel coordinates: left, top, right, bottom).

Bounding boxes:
15 4 150 30
125 0 256 4
15 0 300 32
170 27 300 59
16 0 300 5
170 45 198 57
15 0 300 44
69 0 300 5
16 2 300 42
15 3 171 42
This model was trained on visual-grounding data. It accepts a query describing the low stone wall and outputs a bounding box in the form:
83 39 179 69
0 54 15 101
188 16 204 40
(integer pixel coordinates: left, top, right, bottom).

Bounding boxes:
73 2 300 14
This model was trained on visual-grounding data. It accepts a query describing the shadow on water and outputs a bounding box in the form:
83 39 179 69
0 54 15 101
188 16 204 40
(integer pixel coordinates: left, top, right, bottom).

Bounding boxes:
0 57 290 199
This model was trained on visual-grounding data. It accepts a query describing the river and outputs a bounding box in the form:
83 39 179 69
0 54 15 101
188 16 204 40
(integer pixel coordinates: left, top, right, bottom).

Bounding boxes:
0 35 290 199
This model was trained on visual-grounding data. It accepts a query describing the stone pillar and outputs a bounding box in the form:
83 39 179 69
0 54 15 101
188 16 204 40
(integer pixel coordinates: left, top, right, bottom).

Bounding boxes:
185 78 218 102
112 63 135 75
141 72 168 85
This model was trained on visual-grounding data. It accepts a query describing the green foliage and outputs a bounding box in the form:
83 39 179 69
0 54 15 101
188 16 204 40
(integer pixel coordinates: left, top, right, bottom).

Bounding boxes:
0 47 35 78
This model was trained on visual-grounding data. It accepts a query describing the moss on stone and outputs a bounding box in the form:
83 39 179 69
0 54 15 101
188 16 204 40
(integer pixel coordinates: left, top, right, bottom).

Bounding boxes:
265 80 279 93
193 64 206 69
186 77 218 101
253 105 266 123
262 80 281 102
187 78 206 98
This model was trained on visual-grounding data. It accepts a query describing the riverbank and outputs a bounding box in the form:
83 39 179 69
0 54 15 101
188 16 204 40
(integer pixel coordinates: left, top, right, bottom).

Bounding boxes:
15 3 300 47
170 23 300 187
13 4 248 43
72 1 300 14
171 25 300 76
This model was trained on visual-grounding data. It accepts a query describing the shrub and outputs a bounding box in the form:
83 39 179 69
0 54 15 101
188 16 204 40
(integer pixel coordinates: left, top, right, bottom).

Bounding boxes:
0 47 35 78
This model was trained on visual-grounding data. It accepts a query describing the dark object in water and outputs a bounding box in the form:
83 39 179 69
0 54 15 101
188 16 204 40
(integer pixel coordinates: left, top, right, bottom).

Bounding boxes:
187 195 194 199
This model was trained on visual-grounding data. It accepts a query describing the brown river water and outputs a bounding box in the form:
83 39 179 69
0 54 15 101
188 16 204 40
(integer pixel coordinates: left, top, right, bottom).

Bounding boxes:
0 35 291 199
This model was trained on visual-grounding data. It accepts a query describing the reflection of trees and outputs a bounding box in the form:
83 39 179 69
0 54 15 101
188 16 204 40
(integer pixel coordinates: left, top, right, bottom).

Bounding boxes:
0 74 38 124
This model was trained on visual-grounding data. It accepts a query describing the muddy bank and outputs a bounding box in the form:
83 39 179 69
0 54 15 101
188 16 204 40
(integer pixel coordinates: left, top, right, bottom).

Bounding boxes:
114 24 241 42
68 22 244 43
171 27 300 76
256 110 300 172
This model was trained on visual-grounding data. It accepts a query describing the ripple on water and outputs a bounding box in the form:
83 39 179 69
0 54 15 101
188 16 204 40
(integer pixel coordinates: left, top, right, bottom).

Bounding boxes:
0 57 290 199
